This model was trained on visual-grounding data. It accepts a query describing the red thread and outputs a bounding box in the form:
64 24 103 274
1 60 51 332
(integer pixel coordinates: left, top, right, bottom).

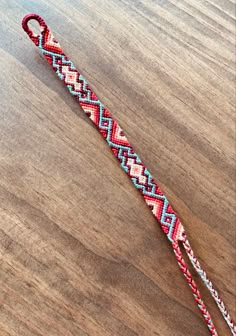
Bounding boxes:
172 242 218 336
22 14 236 335
22 14 47 46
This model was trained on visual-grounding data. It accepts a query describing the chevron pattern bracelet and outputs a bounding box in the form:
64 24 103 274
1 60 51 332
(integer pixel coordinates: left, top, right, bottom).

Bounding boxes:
22 14 235 336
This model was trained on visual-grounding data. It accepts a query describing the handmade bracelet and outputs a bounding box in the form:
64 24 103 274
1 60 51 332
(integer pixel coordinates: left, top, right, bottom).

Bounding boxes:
22 14 235 336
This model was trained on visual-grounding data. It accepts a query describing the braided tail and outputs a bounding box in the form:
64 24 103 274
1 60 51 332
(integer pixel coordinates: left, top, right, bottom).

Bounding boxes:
172 241 218 336
183 238 236 336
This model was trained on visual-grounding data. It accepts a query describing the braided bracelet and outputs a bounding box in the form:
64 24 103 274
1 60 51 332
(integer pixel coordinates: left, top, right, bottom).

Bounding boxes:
22 14 236 336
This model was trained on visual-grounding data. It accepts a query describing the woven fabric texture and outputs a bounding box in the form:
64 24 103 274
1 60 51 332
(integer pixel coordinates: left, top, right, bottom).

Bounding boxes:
22 14 236 336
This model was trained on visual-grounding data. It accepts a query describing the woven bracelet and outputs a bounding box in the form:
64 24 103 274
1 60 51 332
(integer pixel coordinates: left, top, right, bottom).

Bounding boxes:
22 14 236 336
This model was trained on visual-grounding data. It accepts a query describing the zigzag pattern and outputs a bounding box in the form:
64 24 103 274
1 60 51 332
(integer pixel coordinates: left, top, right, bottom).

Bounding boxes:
22 14 236 336
37 33 184 243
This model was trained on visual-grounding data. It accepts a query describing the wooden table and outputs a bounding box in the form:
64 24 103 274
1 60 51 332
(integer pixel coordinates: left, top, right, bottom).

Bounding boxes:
0 1 235 335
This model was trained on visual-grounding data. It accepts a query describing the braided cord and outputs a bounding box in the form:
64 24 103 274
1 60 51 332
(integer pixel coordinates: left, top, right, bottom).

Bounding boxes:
22 14 235 335
183 238 236 336
172 242 218 336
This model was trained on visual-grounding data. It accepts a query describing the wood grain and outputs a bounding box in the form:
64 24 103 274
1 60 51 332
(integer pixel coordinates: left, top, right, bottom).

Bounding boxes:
0 0 235 335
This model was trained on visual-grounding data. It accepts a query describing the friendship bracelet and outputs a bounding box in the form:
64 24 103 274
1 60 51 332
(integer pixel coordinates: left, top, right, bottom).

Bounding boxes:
22 14 236 336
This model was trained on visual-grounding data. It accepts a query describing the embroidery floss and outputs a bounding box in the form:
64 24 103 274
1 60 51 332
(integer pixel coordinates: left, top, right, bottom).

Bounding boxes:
22 14 236 336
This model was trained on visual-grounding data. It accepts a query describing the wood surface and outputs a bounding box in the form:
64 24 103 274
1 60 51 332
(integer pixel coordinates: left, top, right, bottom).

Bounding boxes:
0 0 235 335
